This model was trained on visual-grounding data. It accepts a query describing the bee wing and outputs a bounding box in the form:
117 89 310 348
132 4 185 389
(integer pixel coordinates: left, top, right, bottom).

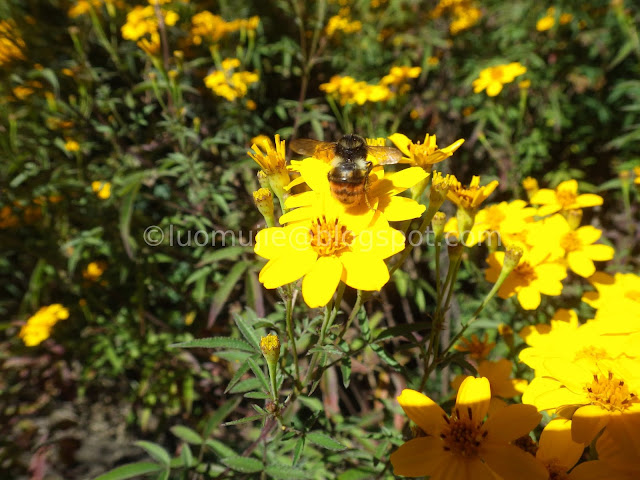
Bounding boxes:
367 146 403 165
288 139 322 156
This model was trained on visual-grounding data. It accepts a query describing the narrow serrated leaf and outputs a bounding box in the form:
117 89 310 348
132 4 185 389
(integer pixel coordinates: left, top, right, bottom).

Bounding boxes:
233 312 260 349
228 377 261 394
135 441 171 466
222 414 264 427
94 462 163 480
170 426 202 445
306 432 346 451
224 359 251 394
247 357 270 393
171 337 254 352
221 456 264 473
204 397 242 437
205 439 237 459
340 357 351 389
292 437 305 466
265 463 308 479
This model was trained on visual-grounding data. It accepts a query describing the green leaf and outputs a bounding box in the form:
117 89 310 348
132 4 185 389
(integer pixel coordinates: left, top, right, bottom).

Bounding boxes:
297 396 323 412
119 178 141 259
228 377 262 394
170 425 202 445
197 246 248 267
306 432 346 451
265 464 308 479
247 357 270 393
171 337 254 352
340 356 352 389
222 414 264 426
204 397 242 437
337 467 379 480
209 262 249 326
244 391 272 399
134 441 171 466
292 437 305 466
233 311 261 349
224 359 252 394
221 456 264 473
94 462 163 480
180 444 194 468
205 439 236 459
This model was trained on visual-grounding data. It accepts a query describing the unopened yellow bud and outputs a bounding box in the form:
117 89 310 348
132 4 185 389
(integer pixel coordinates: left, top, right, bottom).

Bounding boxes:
503 245 523 272
522 177 538 200
566 209 582 230
431 211 447 242
456 207 475 245
260 334 281 363
257 170 270 189
253 188 276 227
429 172 452 212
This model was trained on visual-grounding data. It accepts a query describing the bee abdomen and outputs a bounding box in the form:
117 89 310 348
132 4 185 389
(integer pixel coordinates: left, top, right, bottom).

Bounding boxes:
329 182 364 205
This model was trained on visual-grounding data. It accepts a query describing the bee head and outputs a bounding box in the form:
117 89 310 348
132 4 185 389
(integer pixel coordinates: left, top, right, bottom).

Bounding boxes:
335 134 367 162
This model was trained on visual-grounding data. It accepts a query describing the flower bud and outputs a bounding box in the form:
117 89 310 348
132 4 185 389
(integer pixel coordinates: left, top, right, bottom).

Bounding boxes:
253 188 276 227
566 209 582 230
260 333 281 364
522 177 538 201
431 211 446 243
503 245 523 272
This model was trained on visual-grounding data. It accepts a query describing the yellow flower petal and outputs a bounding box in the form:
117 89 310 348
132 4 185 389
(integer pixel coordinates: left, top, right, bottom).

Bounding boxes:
396 389 447 434
529 188 558 205
536 418 585 469
456 376 491 422
568 251 596 278
375 195 426 222
258 249 317 288
575 225 602 245
517 286 541 310
575 193 603 208
389 436 449 477
482 404 541 443
301 256 343 308
339 251 389 291
582 243 614 261
387 133 412 156
571 405 610 444
481 444 548 480
369 167 428 197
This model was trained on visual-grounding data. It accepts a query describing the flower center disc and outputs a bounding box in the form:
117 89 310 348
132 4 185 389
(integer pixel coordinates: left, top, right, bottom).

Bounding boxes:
560 231 581 252
515 261 537 281
556 188 577 208
309 215 354 256
585 372 638 412
441 417 485 457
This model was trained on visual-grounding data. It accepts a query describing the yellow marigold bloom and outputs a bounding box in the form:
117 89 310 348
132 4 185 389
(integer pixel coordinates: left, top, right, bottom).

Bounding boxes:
319 75 393 105
0 20 26 66
523 359 640 444
121 5 178 41
485 246 567 310
447 175 499 212
536 15 554 31
380 66 421 86
535 418 586 479
285 157 427 221
204 58 259 101
451 359 528 399
68 0 117 18
568 415 640 479
390 377 546 479
582 272 640 324
92 181 111 199
325 13 362 36
388 133 464 170
137 32 161 56
19 304 69 347
472 62 527 97
254 194 405 307
632 166 640 185
249 134 290 206
530 214 614 278
449 6 482 34
64 139 80 152
454 333 495 360
530 179 603 216
83 260 107 281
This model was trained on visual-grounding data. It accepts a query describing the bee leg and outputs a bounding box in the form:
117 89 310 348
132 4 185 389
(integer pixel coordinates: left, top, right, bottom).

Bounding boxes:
364 161 374 208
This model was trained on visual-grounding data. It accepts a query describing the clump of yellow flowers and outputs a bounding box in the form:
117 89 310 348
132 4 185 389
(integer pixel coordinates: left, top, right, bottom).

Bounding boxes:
20 304 69 347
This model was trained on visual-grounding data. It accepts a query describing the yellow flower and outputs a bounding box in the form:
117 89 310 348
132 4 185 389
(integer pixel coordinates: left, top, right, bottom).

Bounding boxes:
582 272 640 324
0 20 26 66
121 5 178 42
388 133 464 170
83 261 107 281
472 62 527 97
319 75 393 105
536 15 555 31
390 377 546 479
530 214 614 277
137 32 161 56
325 13 362 36
64 139 80 152
204 58 259 101
19 304 69 346
530 179 603 216
92 181 111 199
523 359 640 444
285 157 427 221
248 134 290 205
485 247 567 310
454 333 495 360
568 415 640 479
535 418 587 479
451 359 528 399
254 194 405 307
447 175 499 212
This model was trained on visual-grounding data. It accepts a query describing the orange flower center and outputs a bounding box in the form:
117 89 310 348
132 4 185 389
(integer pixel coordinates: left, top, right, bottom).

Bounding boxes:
490 67 505 81
555 188 577 208
514 261 537 282
309 215 353 256
585 371 638 412
546 462 569 480
440 410 486 457
560 231 582 252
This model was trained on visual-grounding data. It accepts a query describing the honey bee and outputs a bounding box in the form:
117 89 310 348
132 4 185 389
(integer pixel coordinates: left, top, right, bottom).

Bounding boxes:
290 134 403 206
